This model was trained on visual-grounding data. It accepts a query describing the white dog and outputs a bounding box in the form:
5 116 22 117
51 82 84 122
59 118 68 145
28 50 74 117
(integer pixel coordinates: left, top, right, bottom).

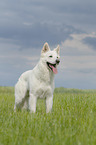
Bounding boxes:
14 42 60 113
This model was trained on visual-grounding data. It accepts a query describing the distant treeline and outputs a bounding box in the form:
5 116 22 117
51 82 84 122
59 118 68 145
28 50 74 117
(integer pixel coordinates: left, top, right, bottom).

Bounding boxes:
0 86 96 95
54 87 96 94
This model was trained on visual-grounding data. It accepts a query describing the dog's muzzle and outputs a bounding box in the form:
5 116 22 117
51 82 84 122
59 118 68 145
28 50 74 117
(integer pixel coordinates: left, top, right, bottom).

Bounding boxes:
56 59 60 64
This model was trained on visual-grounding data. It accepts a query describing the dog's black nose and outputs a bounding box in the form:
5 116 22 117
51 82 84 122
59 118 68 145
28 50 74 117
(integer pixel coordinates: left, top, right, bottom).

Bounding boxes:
56 59 60 64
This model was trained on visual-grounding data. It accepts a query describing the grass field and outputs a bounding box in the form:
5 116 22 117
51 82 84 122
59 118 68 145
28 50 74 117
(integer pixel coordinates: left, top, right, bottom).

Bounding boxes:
0 87 96 145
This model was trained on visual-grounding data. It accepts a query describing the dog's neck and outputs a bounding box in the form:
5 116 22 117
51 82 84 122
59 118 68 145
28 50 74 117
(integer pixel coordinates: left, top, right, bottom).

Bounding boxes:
34 60 54 84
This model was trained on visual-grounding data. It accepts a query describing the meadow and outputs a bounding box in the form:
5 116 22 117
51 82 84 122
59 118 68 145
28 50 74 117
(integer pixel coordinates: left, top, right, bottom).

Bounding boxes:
0 87 96 145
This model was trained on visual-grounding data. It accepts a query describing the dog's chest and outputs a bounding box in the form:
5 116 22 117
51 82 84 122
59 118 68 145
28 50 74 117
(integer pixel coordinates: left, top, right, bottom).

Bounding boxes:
35 85 53 99
36 88 45 98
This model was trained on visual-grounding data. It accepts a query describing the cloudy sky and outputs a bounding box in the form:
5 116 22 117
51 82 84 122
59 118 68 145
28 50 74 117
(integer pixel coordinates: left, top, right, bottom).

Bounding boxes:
0 0 96 89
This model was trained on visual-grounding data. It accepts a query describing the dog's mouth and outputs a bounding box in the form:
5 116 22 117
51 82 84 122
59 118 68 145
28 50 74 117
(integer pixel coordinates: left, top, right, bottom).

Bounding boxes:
47 62 58 74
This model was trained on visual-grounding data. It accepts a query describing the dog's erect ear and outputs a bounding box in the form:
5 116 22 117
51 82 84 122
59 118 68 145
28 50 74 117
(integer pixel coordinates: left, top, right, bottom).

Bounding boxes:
42 42 50 53
54 45 60 55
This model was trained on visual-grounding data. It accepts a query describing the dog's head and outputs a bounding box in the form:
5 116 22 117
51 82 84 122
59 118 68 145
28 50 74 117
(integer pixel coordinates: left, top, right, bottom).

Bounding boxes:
41 42 60 74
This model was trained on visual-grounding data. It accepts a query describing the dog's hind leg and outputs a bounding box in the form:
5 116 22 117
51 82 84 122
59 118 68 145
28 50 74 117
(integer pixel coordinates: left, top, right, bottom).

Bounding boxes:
22 91 29 110
14 80 28 111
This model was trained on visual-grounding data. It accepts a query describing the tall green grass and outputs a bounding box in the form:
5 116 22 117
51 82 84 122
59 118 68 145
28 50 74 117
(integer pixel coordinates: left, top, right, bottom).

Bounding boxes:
0 87 96 145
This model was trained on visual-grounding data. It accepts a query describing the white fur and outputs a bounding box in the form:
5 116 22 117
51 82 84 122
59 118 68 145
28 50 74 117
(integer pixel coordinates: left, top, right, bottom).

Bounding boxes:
14 42 60 113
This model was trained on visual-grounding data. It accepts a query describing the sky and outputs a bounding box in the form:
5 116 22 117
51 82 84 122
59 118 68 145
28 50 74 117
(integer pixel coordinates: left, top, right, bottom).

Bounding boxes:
0 0 96 89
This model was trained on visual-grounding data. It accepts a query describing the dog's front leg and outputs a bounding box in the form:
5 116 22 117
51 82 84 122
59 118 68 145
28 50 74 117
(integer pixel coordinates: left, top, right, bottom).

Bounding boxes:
29 93 37 113
46 95 53 113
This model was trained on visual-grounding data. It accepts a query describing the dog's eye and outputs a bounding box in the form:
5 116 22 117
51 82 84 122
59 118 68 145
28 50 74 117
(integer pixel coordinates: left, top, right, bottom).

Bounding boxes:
49 55 53 58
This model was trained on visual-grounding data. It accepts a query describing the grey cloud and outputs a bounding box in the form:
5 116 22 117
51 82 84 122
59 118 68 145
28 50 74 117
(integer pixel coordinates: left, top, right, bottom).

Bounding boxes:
1 0 96 34
83 37 96 50
0 21 82 49
75 68 96 74
53 2 96 15
64 67 96 74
